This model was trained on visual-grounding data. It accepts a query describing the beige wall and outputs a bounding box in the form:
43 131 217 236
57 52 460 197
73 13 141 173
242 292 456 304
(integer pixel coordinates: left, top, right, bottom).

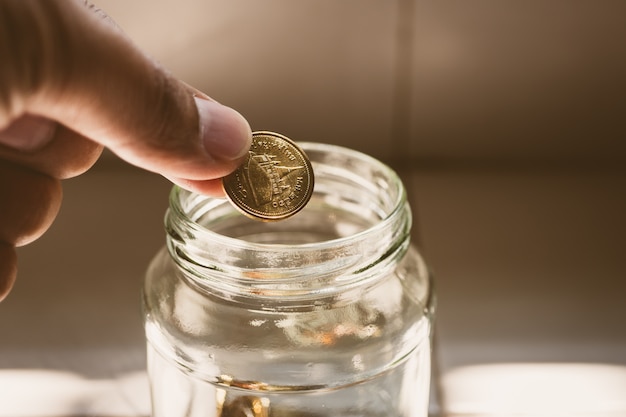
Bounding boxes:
97 0 626 165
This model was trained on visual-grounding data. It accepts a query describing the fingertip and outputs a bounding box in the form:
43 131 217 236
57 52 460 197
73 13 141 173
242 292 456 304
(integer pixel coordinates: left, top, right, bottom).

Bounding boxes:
0 243 17 302
195 98 252 161
0 162 63 247
167 176 228 198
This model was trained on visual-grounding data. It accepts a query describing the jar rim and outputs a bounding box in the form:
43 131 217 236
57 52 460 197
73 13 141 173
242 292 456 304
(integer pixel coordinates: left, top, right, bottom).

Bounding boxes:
168 142 408 253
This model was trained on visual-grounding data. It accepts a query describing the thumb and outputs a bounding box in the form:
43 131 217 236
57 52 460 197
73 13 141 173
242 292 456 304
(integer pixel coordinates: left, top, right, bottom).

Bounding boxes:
1 0 251 194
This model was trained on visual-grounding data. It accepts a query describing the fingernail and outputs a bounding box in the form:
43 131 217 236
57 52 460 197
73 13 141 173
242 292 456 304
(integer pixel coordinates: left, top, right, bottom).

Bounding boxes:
194 97 252 161
0 115 57 151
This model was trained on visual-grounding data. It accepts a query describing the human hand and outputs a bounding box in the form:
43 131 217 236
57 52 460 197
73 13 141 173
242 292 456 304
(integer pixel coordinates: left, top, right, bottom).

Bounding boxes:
0 0 252 300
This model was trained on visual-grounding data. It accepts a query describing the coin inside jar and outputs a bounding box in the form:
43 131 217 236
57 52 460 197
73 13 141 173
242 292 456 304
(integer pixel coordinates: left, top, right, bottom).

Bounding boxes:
222 131 314 221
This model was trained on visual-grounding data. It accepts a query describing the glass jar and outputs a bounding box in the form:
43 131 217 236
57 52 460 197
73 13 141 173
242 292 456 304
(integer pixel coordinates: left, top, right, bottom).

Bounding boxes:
143 142 435 417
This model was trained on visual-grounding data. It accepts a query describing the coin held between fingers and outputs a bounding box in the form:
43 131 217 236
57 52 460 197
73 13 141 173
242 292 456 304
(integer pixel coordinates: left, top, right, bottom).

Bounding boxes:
222 131 314 221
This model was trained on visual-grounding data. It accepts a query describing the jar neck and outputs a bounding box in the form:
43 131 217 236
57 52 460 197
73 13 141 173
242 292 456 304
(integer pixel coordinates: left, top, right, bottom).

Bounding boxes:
165 143 412 300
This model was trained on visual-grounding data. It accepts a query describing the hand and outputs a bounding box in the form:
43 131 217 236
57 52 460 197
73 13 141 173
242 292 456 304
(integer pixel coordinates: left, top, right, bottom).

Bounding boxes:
0 0 252 300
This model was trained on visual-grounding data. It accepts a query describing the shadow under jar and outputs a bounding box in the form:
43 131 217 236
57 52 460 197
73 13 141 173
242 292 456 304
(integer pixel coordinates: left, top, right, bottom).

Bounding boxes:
143 143 435 417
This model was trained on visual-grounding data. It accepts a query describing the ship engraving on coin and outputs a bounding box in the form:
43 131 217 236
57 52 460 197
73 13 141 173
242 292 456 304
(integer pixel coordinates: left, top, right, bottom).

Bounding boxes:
223 131 314 221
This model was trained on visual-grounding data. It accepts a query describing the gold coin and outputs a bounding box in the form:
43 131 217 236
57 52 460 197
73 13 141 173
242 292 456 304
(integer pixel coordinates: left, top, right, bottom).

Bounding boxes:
223 131 314 221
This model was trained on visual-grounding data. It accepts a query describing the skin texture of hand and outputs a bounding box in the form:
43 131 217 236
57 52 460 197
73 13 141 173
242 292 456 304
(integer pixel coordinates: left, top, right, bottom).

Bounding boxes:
0 0 253 300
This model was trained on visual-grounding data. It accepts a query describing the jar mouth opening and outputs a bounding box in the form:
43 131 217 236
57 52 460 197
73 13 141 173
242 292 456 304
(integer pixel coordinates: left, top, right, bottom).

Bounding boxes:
168 142 408 253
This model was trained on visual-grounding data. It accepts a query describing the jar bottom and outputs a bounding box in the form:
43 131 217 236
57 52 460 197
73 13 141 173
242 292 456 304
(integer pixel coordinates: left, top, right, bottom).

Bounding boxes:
147 338 431 417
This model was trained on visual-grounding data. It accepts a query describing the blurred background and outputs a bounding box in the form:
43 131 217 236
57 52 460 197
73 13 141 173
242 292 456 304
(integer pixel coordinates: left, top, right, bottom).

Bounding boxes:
1 1 625 415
